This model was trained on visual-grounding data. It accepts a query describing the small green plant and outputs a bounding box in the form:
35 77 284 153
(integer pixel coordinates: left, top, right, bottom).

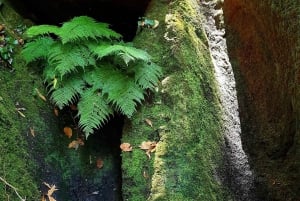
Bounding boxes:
22 16 162 138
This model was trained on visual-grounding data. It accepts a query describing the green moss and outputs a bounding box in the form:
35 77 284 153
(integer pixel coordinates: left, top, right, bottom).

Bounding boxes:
0 4 43 200
122 0 230 200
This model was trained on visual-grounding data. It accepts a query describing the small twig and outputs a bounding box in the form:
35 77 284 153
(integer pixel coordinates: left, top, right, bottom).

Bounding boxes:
0 176 26 201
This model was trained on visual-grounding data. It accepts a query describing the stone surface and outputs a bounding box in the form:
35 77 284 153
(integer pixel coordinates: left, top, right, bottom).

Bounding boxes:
224 0 300 200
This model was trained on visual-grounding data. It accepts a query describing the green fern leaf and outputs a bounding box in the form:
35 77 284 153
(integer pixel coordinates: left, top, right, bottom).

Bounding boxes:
25 25 60 38
101 71 144 116
50 75 85 109
77 88 113 137
22 37 55 63
133 62 162 89
59 16 121 44
92 44 151 64
48 43 96 77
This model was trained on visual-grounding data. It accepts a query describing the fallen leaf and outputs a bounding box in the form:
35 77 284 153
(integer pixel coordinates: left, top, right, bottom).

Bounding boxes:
43 182 58 201
120 143 132 152
41 195 46 201
16 110 26 117
144 118 153 127
139 141 156 150
63 126 72 138
143 170 149 179
77 138 85 146
68 140 79 150
35 88 47 101
30 127 35 137
53 108 59 116
96 158 104 169
70 104 78 111
49 197 57 201
68 139 84 150
139 141 157 159
47 184 58 197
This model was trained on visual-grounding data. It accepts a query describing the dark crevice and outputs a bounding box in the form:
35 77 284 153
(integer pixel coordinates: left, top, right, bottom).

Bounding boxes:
6 0 151 41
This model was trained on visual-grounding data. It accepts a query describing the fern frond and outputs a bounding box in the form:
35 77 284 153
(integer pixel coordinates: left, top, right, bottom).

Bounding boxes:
59 16 121 44
25 25 60 38
101 71 144 116
77 88 113 137
21 37 55 64
48 43 96 77
50 75 85 109
92 44 151 65
133 62 162 89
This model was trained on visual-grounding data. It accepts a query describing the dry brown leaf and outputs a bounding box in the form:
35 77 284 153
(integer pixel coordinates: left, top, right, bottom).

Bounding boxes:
77 138 85 146
35 88 47 101
96 158 104 169
43 182 58 201
68 140 79 150
144 118 153 127
41 195 46 201
53 108 59 116
16 110 26 117
47 184 58 196
139 141 156 150
120 143 132 152
139 141 157 159
63 126 72 138
48 197 57 201
68 139 84 150
143 170 149 179
30 127 35 137
70 104 78 111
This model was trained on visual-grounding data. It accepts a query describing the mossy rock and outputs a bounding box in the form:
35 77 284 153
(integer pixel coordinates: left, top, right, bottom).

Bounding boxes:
121 0 231 200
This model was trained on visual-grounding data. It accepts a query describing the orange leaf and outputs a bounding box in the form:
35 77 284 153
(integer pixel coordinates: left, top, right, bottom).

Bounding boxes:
68 140 79 150
96 158 104 169
53 108 59 116
63 127 72 138
120 143 132 152
145 118 153 127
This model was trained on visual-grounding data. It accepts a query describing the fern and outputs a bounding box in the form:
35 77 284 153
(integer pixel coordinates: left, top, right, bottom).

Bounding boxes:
22 37 55 64
77 88 113 135
58 16 122 44
49 75 85 109
48 43 96 77
25 25 60 38
133 62 162 89
22 16 162 138
92 44 151 65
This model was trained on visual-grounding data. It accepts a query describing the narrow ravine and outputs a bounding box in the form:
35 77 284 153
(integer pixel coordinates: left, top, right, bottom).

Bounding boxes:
199 1 255 200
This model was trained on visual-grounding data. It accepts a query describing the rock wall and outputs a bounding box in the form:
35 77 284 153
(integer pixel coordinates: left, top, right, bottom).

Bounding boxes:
223 0 300 200
121 0 232 200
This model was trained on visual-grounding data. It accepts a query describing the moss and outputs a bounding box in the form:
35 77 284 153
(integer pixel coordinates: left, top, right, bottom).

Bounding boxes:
0 4 43 200
122 0 230 200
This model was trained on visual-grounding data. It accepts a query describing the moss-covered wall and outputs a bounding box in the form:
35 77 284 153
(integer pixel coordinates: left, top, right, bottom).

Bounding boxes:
224 0 300 200
121 0 231 200
0 5 48 200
